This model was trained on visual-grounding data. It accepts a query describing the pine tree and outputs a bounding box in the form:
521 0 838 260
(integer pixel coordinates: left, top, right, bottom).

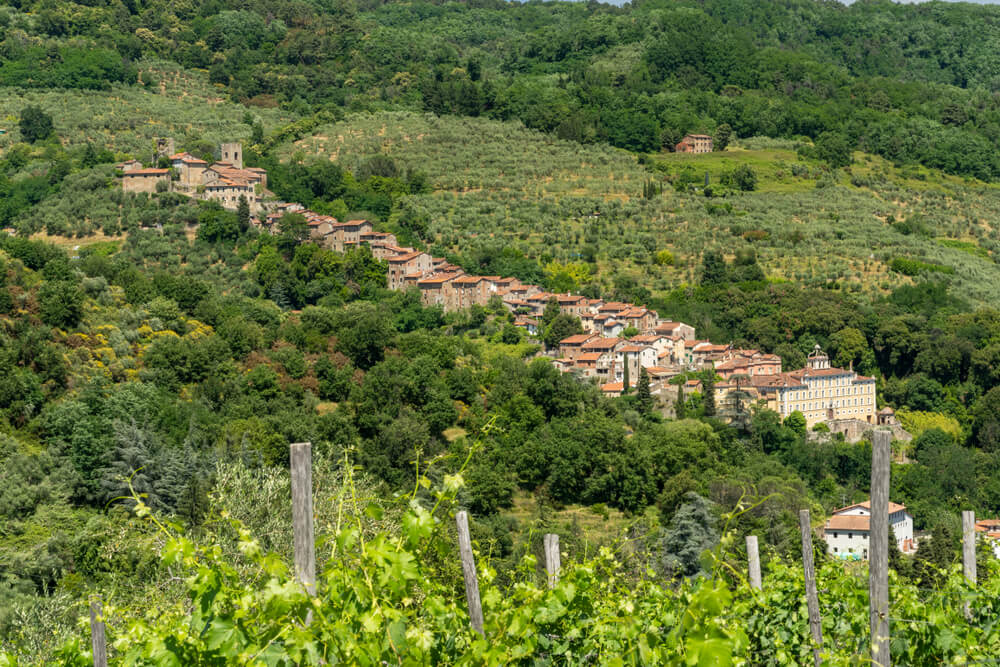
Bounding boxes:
269 282 292 310
637 367 653 415
660 492 718 577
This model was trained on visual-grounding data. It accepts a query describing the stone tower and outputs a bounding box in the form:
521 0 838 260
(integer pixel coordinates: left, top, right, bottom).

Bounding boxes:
154 137 175 163
219 142 243 169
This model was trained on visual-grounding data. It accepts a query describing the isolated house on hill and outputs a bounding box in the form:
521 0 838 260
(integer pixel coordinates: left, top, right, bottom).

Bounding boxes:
675 134 713 153
823 500 915 559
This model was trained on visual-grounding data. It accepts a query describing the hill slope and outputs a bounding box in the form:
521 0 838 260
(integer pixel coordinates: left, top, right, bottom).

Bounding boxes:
279 111 1000 305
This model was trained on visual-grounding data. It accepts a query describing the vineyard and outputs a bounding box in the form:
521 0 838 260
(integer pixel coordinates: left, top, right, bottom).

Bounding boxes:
5 440 998 666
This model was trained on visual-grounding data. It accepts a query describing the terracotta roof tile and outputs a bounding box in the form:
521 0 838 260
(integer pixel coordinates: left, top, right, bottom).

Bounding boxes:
824 515 871 532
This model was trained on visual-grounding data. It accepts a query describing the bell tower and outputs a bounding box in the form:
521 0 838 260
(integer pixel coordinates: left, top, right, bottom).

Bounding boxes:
219 142 243 169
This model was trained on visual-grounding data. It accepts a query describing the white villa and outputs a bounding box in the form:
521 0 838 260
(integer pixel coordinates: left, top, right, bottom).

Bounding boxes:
823 500 915 560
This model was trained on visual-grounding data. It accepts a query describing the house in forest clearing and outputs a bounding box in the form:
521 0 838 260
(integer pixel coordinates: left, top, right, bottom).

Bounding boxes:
675 134 713 153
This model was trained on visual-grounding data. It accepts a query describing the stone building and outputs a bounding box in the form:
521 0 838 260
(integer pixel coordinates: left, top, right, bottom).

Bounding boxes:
170 153 209 186
388 251 434 290
751 345 877 427
219 142 243 169
675 134 713 153
121 168 170 193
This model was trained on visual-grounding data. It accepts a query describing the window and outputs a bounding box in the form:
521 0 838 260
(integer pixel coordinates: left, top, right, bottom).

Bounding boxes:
833 532 838 538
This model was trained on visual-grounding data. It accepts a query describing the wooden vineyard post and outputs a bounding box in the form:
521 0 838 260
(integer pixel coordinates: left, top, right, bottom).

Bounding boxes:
963 510 977 620
799 510 823 667
456 511 485 635
90 596 108 667
962 510 977 585
544 533 561 588
870 430 891 667
290 442 316 598
746 535 762 591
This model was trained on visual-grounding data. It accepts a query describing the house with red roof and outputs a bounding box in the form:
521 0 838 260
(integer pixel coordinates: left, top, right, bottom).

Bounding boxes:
823 500 915 559
748 345 877 427
121 168 170 194
388 251 435 290
558 333 598 361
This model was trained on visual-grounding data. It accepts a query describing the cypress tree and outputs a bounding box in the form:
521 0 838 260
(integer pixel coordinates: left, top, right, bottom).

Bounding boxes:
622 352 630 394
675 384 686 418
637 367 653 415
703 373 716 417
236 195 251 233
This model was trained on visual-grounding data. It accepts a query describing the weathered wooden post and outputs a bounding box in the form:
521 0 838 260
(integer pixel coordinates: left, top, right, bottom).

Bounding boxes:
963 510 977 620
290 442 316 597
90 596 108 667
456 510 485 635
870 430 891 667
544 533 561 588
962 510 977 585
799 510 823 667
746 535 762 591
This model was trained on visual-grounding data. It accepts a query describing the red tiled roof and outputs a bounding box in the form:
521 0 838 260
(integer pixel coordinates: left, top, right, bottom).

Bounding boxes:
124 168 169 175
582 337 623 350
618 344 651 353
824 515 870 532
451 276 485 285
418 273 460 285
560 334 595 345
630 335 666 343
833 500 907 515
388 251 427 263
171 152 208 164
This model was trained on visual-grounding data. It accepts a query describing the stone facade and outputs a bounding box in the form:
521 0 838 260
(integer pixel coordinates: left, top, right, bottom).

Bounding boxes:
121 168 170 193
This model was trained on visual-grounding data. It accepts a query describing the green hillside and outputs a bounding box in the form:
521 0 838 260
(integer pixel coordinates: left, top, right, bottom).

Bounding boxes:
279 111 1000 305
0 61 293 156
5 0 1000 662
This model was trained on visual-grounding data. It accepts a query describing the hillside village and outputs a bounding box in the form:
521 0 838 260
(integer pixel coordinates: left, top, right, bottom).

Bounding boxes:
118 139 893 438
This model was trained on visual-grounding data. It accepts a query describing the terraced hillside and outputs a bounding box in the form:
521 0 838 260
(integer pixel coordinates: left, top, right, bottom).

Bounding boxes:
0 61 293 156
278 111 1000 305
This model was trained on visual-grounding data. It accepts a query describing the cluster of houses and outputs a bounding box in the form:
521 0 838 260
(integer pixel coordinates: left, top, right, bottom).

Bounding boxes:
118 139 879 430
120 141 272 214
555 328 879 427
119 137 1000 566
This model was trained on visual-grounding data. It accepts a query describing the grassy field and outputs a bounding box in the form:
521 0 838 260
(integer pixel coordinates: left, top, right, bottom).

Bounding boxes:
275 111 1000 305
0 60 295 157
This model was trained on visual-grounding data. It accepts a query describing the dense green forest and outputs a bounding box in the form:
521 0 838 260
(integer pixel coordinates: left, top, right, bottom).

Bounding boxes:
7 0 1000 177
5 0 1000 662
